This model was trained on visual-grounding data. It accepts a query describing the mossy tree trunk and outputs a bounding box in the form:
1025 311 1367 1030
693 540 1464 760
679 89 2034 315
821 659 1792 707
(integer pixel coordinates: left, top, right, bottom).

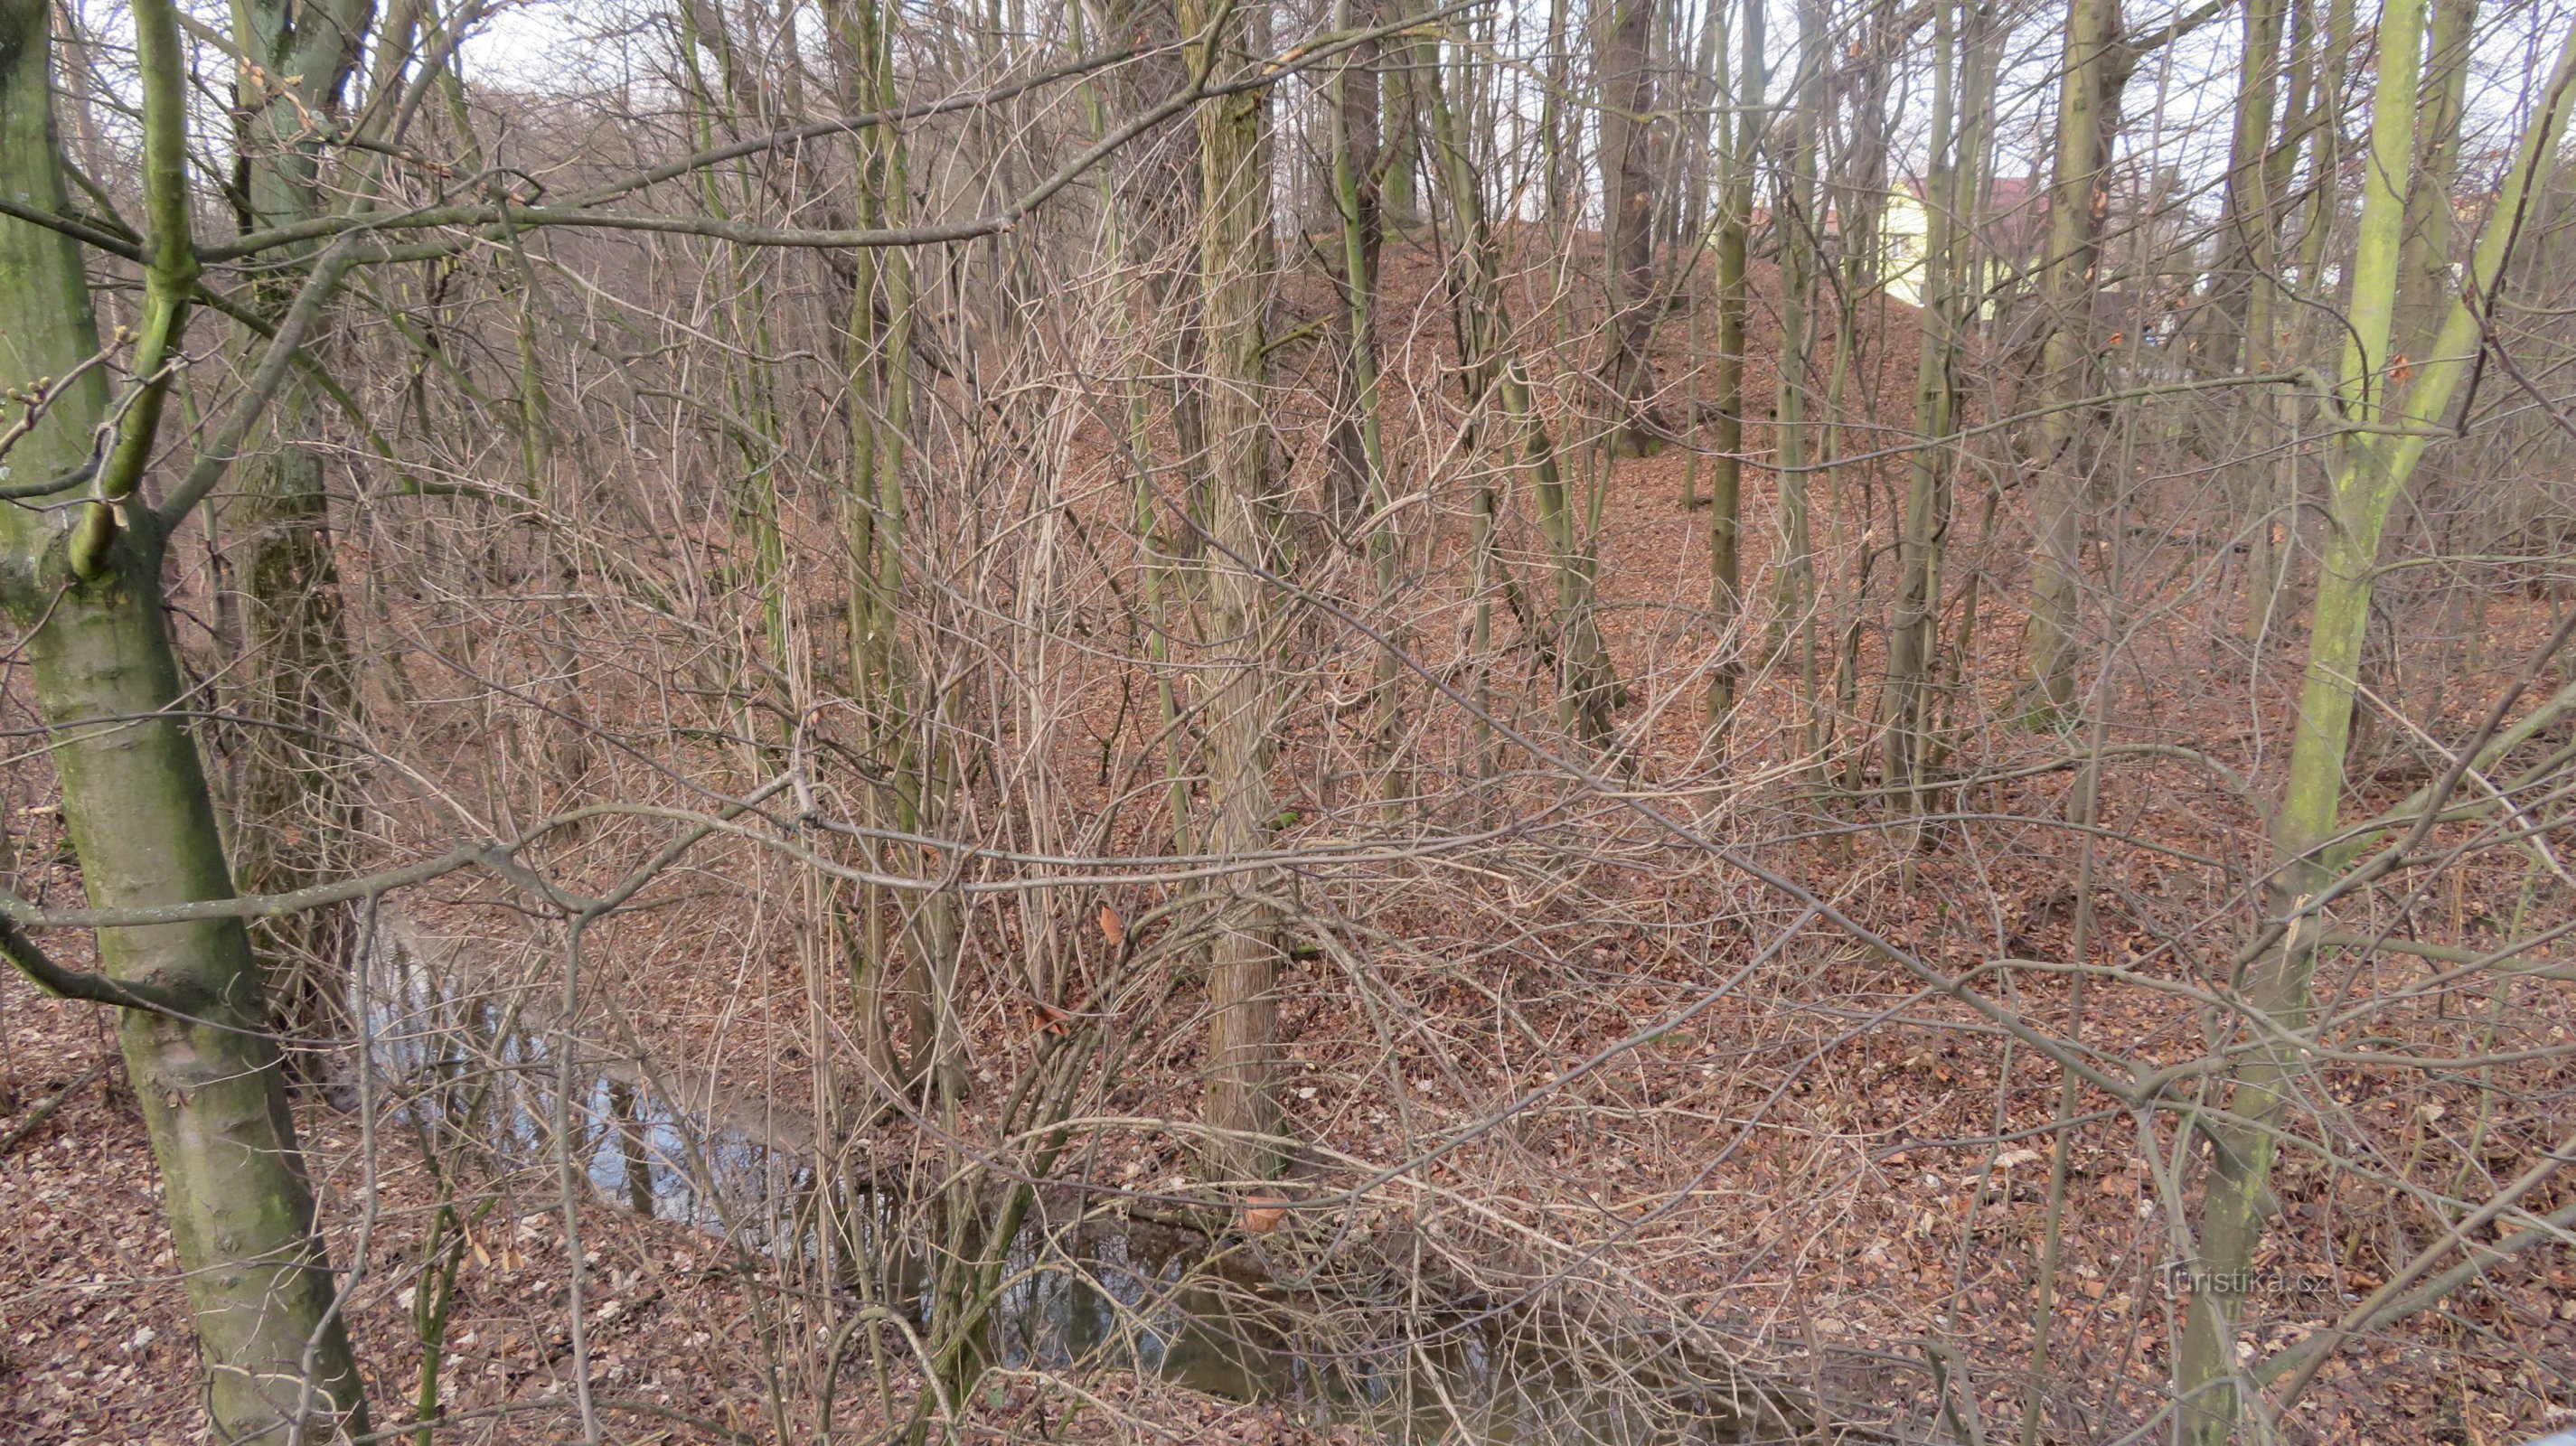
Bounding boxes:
2173 13 2576 1441
0 0 370 1433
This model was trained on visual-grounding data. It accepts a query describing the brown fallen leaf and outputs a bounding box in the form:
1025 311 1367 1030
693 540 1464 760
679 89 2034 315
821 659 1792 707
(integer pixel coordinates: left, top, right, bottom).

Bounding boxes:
1238 1197 1289 1234
1098 904 1124 948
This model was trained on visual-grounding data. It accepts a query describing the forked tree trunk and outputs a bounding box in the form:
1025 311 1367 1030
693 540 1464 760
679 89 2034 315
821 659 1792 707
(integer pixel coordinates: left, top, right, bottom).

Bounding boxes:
2173 14 2576 1441
0 0 369 1433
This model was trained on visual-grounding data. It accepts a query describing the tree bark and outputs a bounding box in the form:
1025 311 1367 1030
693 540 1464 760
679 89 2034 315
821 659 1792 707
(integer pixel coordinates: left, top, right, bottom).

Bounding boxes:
225 0 373 1072
1327 0 1406 813
1181 0 1287 1182
0 0 370 1432
1596 0 1667 453
2173 14 2576 1441
1703 0 1761 732
2019 0 2126 719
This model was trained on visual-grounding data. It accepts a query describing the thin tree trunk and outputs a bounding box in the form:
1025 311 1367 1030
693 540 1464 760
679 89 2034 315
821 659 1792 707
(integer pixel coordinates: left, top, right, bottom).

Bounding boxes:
1677 0 1725 250
2195 0 2286 370
1765 0 1824 732
226 0 373 1075
2395 0 2478 363
1702 0 1760 732
1816 5 1894 785
2226 0 2298 637
1325 5 1387 528
835 0 963 1101
1326 0 1407 813
2248 0 2355 640
2020 0 2125 719
1882 0 1992 804
1378 0 1424 230
1596 0 1668 453
1074 0 1194 848
1424 38 1622 746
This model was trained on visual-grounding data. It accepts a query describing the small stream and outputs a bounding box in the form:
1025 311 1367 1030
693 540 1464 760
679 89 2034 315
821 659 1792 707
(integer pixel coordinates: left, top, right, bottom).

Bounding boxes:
362 918 1798 1443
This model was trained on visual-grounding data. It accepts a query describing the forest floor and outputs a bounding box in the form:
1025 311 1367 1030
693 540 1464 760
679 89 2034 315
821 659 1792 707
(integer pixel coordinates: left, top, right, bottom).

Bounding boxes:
5 231 2572 1443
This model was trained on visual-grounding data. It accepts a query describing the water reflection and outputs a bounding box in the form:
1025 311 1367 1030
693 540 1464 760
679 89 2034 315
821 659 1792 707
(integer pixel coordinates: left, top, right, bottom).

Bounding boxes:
363 918 815 1247
362 919 1792 1443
